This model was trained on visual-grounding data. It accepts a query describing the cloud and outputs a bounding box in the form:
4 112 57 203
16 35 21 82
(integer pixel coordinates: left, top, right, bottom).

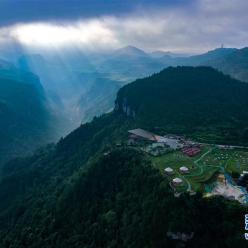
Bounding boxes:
0 0 248 53
7 21 120 50
0 0 190 27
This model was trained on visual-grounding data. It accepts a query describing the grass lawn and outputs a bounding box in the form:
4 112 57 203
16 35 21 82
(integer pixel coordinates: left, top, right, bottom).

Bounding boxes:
150 145 248 193
151 151 195 172
151 150 208 192
201 148 248 174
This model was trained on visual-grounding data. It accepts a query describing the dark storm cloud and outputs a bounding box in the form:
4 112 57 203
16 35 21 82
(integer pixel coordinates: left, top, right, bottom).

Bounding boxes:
0 0 190 26
0 0 247 53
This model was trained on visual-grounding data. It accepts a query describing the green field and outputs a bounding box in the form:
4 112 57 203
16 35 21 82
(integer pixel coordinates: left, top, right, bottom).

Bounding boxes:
201 148 248 174
151 146 248 193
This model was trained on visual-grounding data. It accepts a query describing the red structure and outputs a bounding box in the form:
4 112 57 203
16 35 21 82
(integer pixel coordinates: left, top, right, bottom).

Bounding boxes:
182 146 201 157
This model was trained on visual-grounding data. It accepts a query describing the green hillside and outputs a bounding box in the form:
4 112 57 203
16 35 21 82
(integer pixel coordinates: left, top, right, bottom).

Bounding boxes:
0 123 246 247
116 66 248 144
0 73 54 166
0 67 247 247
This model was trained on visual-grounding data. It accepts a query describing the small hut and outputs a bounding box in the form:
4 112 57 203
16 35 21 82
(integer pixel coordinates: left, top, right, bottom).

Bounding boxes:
172 178 183 186
164 167 174 175
179 166 189 174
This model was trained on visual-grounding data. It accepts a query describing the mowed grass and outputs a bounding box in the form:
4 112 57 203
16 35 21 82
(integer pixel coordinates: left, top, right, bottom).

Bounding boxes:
151 151 193 192
151 145 248 193
151 151 195 172
201 148 248 174
151 147 221 192
188 167 219 191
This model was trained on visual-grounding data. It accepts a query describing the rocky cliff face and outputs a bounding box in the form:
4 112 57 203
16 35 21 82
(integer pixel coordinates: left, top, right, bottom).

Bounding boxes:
115 97 136 118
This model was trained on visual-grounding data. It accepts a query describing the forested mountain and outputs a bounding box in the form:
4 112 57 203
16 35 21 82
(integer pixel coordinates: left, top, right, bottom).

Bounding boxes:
0 66 247 247
7 46 248 138
0 64 56 166
116 66 248 144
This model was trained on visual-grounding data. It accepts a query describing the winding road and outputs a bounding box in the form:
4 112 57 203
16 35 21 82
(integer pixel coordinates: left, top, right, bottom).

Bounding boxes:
183 148 214 191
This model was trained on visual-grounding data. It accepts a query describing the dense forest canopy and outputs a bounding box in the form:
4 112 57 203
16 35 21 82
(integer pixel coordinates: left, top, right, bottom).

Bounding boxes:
0 74 54 166
0 66 248 247
116 66 248 144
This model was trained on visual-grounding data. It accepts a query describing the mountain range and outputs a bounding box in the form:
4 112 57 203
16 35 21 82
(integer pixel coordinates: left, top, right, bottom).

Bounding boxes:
1 45 248 166
99 46 248 83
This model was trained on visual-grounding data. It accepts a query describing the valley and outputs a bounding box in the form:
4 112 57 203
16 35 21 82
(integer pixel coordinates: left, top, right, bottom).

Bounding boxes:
1 1 248 247
0 66 248 247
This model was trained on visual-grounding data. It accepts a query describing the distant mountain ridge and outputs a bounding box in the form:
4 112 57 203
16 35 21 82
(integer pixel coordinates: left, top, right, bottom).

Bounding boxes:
157 47 248 82
182 47 238 64
98 45 163 79
150 50 190 58
97 46 248 84
203 47 248 82
112 45 148 57
17 46 248 138
2 45 248 156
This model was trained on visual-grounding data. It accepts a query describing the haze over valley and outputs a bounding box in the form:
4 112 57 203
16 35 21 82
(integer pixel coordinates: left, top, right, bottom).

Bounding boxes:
1 0 248 162
2 35 248 175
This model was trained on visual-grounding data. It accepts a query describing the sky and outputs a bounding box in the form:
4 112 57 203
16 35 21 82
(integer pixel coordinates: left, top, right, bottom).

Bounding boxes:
0 0 247 53
0 0 188 26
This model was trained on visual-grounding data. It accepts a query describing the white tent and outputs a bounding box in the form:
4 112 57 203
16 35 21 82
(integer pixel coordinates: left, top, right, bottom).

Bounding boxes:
164 167 174 174
179 166 189 173
172 178 183 185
